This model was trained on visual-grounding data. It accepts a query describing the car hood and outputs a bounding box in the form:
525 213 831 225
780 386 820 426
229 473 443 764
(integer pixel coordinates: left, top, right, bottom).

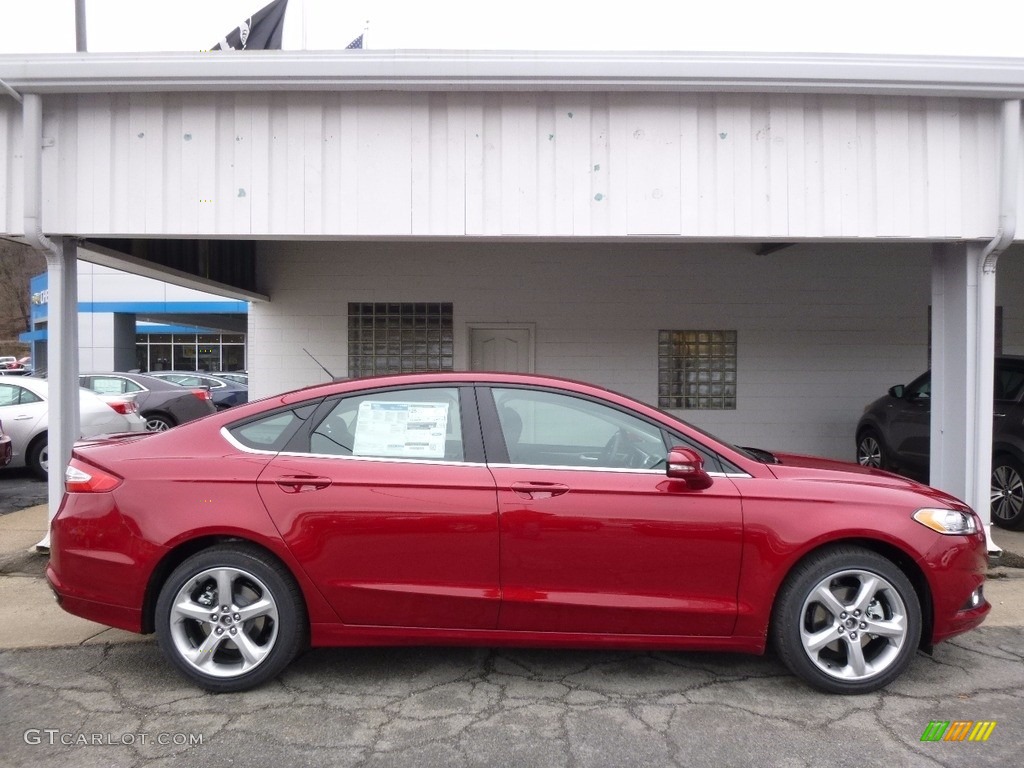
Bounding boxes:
764 451 972 510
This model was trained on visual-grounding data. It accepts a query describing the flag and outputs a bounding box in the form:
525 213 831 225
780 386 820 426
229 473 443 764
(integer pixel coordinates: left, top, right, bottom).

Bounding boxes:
212 0 289 51
346 34 363 50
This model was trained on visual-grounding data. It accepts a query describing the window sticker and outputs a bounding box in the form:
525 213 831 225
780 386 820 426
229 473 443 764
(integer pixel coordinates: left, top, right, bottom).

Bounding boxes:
352 401 450 459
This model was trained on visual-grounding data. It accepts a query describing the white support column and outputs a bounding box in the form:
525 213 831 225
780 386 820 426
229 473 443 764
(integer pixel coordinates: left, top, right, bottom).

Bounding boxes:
38 238 79 549
930 242 997 551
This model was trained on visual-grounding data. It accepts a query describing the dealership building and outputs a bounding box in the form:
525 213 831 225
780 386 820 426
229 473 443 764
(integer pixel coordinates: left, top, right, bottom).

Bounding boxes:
1 50 1022 538
23 261 248 373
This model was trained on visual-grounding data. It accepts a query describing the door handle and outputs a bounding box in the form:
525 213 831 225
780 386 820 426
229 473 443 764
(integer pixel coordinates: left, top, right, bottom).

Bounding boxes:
274 475 332 494
510 481 569 500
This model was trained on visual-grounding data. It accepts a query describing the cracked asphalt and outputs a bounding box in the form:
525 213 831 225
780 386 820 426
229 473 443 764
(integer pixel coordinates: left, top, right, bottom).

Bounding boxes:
1 628 1022 768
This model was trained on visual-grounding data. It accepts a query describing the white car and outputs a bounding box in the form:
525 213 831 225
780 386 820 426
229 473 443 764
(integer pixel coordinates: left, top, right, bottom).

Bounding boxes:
0 376 146 478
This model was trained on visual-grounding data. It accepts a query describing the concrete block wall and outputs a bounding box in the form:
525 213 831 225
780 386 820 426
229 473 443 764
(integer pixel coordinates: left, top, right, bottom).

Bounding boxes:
249 241 1024 461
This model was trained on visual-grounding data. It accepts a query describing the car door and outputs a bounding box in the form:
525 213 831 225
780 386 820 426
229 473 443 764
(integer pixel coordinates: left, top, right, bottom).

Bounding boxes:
254 385 501 630
0 381 46 464
481 386 744 637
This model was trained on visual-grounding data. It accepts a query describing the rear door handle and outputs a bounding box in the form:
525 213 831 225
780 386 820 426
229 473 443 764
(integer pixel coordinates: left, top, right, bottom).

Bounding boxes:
510 481 570 500
274 475 332 494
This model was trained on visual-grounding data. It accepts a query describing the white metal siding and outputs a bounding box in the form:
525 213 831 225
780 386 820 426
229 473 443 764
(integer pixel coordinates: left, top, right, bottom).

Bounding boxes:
3 92 1020 240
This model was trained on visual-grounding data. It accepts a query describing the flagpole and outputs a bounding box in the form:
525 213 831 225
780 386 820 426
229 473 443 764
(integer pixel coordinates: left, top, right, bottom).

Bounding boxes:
301 0 308 50
362 19 369 49
75 0 87 52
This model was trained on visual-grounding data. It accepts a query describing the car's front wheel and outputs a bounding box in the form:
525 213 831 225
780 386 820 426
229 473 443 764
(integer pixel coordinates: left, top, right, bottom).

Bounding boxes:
155 544 308 692
27 436 48 480
991 455 1024 530
856 429 887 470
771 546 921 694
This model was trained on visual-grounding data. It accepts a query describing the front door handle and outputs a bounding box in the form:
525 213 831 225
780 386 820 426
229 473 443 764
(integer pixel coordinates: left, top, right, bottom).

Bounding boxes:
274 475 332 494
510 481 570 500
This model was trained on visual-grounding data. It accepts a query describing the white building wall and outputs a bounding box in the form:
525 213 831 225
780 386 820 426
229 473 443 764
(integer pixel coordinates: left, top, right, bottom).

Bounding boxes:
250 242 1024 460
2 92 1018 241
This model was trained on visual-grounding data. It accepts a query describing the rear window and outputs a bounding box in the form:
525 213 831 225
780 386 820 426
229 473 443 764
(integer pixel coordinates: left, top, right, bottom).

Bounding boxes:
227 404 317 451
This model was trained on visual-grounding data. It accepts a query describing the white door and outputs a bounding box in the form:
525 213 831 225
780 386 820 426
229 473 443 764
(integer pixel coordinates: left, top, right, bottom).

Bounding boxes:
469 326 534 373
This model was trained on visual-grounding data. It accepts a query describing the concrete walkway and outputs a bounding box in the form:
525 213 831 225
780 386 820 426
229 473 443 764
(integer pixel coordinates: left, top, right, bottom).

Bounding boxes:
1 504 1022 651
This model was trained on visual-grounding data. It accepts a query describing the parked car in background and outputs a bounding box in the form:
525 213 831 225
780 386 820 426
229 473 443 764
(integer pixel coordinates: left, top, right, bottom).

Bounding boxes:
0 356 29 375
49 372 988 694
0 419 12 467
212 371 248 385
0 376 146 478
147 371 248 410
80 372 217 431
856 355 1024 530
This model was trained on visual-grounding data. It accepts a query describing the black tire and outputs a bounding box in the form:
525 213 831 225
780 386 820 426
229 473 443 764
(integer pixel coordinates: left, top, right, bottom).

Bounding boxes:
155 544 307 692
991 455 1024 530
856 428 887 470
144 413 175 432
27 436 48 480
771 546 921 694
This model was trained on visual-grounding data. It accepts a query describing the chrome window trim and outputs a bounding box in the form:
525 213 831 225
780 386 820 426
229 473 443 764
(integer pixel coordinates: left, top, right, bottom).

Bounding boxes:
222 428 754 477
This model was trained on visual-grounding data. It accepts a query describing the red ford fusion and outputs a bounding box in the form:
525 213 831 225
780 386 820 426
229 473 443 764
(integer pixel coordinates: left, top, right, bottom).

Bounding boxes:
47 373 989 693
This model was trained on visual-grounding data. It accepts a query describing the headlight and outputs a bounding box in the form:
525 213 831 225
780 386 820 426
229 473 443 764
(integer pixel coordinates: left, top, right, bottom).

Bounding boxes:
913 508 978 535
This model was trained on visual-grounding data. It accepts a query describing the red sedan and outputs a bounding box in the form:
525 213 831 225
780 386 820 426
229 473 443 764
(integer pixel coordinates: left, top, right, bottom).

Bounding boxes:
47 373 989 693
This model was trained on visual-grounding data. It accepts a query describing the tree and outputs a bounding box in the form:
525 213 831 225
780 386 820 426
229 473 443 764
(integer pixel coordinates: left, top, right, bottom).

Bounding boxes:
0 238 46 355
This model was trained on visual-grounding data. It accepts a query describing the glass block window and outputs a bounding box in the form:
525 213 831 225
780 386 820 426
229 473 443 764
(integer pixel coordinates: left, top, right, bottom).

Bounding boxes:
348 303 454 377
658 330 737 410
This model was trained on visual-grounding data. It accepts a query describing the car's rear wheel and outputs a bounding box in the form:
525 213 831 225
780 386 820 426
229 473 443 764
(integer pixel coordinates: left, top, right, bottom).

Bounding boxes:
856 429 886 470
155 544 307 692
144 413 175 432
771 546 921 694
991 455 1024 530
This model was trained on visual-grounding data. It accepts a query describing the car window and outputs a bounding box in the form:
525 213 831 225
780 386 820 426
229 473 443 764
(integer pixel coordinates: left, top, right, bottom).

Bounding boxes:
0 383 42 407
86 376 142 395
997 365 1024 401
311 387 464 462
904 373 930 400
491 388 667 470
227 405 316 451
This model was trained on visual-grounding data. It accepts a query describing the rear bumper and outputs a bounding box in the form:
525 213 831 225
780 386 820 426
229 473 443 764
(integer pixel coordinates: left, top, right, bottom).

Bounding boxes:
46 565 144 633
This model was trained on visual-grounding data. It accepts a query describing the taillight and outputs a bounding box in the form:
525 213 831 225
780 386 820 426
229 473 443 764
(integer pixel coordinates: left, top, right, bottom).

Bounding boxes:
65 460 122 493
106 399 139 415
191 388 212 401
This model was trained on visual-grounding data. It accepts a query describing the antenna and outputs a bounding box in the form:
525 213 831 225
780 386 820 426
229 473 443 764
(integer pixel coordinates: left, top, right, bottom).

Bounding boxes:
303 348 337 380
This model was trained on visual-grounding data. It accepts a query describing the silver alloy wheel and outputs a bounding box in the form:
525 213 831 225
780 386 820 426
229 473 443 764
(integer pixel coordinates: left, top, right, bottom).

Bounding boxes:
857 435 882 468
167 566 280 679
798 568 908 682
39 444 48 473
146 416 172 431
991 462 1024 523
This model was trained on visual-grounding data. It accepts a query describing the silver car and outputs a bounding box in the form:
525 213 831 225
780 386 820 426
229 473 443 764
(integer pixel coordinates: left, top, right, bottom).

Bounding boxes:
0 377 146 478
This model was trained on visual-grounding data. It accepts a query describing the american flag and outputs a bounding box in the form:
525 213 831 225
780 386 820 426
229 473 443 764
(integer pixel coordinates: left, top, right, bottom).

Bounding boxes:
346 34 363 50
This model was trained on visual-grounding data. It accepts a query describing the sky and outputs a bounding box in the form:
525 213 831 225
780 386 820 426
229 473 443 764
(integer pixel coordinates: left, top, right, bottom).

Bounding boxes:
0 0 1023 57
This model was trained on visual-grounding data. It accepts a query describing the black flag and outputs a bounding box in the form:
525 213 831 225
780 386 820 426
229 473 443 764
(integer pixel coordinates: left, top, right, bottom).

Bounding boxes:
212 0 289 51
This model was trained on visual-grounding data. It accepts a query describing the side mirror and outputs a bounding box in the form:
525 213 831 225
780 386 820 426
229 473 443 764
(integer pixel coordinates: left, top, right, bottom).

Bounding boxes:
666 446 714 490
888 385 905 399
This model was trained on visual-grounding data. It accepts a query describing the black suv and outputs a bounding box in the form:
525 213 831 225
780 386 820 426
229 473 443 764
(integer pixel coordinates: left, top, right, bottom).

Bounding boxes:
856 355 1024 530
